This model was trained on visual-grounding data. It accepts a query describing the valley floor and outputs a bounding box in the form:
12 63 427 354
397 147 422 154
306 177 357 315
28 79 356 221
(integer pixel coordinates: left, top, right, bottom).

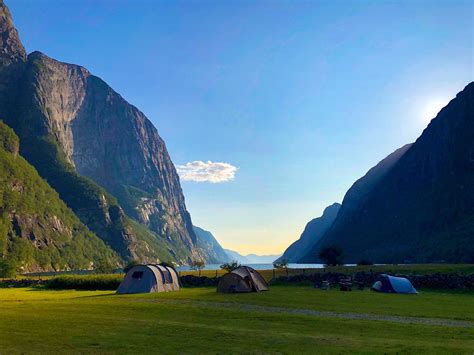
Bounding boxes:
0 286 473 353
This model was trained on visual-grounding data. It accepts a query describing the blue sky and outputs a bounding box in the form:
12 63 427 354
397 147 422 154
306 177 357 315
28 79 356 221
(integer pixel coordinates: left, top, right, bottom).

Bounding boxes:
8 0 473 254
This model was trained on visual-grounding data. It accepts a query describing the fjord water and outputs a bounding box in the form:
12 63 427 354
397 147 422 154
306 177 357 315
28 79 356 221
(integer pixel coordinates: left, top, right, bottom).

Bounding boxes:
176 263 325 271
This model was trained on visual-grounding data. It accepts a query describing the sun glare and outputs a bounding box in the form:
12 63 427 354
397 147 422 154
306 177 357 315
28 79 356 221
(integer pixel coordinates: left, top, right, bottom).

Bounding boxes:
421 99 448 123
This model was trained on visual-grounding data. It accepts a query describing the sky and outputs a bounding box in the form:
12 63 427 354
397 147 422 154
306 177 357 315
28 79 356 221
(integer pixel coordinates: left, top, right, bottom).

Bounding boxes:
7 0 473 255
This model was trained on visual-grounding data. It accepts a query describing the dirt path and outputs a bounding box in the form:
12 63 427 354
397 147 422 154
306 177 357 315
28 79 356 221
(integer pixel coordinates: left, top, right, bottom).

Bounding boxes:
126 298 474 328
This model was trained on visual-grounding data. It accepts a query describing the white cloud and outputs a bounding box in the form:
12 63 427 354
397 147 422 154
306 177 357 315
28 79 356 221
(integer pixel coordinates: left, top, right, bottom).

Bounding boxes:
175 161 238 183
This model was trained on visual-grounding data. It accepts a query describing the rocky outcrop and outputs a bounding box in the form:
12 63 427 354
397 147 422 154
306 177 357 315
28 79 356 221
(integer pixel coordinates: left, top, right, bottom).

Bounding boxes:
306 82 474 263
0 2 25 64
0 1 26 120
278 203 340 263
0 0 202 264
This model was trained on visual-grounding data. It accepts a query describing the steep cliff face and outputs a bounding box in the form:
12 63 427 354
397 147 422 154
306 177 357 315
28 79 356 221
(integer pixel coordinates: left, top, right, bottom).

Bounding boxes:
0 0 201 263
0 1 26 119
277 203 340 263
307 83 474 263
0 121 118 273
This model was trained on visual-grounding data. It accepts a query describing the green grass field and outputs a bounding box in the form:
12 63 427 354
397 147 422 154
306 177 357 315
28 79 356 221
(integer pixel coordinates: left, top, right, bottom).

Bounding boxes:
1 285 473 353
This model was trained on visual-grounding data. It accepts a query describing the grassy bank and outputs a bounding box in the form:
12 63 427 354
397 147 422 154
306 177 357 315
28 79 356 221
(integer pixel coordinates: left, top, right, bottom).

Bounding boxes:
0 286 473 353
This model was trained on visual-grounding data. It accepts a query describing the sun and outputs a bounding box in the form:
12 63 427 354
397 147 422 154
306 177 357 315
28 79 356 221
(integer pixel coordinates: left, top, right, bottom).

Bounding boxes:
421 99 448 124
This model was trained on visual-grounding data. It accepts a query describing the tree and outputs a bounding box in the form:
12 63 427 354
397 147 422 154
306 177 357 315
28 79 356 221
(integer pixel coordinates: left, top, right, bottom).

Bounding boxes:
0 259 17 278
190 260 205 276
93 257 115 274
318 245 344 266
273 259 289 276
220 260 241 272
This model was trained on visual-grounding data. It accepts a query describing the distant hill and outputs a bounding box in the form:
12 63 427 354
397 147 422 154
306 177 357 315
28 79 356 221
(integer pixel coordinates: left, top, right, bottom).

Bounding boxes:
224 249 282 264
304 82 474 263
224 249 250 263
193 226 230 263
0 121 118 273
277 203 340 263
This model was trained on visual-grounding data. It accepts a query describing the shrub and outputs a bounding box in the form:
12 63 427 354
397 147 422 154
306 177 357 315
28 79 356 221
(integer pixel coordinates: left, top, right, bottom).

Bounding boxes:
93 258 116 274
46 274 123 290
0 259 17 278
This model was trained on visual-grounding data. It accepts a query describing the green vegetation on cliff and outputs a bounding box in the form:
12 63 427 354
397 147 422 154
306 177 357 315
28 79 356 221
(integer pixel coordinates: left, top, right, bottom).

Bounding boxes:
0 121 118 275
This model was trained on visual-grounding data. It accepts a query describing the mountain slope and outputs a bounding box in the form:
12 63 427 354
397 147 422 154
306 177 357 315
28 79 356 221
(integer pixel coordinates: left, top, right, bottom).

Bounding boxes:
277 203 340 263
224 249 250 263
0 121 118 273
0 0 201 264
307 82 474 263
224 249 281 264
193 226 230 263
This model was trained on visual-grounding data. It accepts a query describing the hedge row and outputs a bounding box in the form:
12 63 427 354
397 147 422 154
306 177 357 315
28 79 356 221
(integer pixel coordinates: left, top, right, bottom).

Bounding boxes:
0 279 44 288
3 271 474 291
273 272 474 290
45 274 123 290
180 275 219 287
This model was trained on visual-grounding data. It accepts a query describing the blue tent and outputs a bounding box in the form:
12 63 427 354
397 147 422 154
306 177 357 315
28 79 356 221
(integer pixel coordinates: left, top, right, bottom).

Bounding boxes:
371 274 417 294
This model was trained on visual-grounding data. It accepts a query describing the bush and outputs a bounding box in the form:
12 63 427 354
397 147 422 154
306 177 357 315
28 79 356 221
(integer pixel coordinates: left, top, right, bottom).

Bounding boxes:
46 274 123 290
357 259 374 266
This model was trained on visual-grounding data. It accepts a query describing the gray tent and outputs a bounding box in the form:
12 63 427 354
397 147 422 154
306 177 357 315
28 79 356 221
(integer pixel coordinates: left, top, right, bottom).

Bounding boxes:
117 264 180 294
217 266 269 293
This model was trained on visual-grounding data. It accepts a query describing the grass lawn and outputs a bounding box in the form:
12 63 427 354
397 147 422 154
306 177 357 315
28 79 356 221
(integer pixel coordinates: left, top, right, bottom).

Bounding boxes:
1 286 473 353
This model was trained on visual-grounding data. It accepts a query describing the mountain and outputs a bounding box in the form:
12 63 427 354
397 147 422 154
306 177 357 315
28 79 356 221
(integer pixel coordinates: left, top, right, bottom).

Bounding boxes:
193 226 230 263
0 0 202 264
224 249 250 263
245 253 282 263
277 203 340 263
0 121 118 273
304 82 474 263
224 249 281 264
299 144 412 263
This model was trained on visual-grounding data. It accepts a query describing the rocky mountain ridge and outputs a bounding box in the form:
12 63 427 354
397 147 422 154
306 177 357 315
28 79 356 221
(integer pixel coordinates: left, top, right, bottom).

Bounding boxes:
0 0 209 266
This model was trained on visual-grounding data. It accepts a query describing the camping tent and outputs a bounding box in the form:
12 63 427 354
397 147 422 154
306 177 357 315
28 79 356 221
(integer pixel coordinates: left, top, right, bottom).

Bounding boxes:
217 266 269 293
116 264 180 294
371 274 417 294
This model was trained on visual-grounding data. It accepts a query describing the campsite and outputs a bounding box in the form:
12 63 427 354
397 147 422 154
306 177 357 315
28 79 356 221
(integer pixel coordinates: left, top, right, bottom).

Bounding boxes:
1 265 474 353
0 0 472 353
